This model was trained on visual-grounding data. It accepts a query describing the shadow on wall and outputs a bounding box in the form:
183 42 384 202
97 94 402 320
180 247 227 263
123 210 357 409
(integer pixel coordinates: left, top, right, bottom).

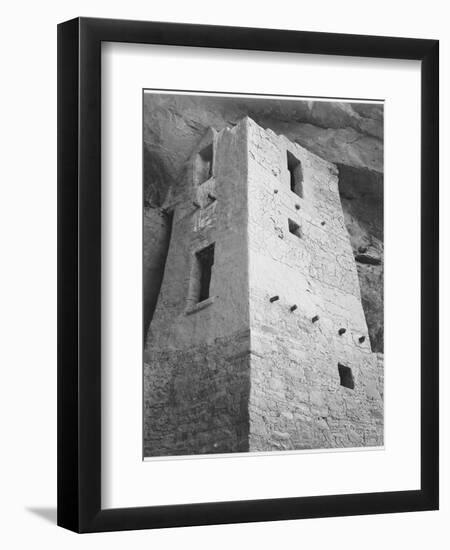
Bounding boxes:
337 164 384 353
25 507 57 525
143 208 173 340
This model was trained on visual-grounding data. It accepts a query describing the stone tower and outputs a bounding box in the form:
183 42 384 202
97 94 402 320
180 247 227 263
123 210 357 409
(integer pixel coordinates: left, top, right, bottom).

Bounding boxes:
144 116 383 457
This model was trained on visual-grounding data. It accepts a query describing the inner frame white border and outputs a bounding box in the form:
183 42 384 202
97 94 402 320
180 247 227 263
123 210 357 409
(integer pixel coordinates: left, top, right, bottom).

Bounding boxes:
101 42 421 509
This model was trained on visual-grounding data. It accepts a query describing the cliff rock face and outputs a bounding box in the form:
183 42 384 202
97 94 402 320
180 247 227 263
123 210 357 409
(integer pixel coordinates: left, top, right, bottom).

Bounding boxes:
143 94 383 352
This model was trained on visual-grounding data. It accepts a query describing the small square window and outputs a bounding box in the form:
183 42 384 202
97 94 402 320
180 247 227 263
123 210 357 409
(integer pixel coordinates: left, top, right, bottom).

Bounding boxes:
338 363 355 390
288 218 302 239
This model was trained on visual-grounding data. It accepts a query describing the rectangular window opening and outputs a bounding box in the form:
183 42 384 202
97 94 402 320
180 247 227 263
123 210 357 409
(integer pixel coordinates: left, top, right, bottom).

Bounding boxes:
196 243 215 302
288 218 302 239
287 151 303 197
338 363 355 390
197 144 213 185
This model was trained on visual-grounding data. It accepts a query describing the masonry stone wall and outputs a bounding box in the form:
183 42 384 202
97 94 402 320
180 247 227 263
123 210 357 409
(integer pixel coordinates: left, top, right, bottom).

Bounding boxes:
246 119 383 450
144 333 251 456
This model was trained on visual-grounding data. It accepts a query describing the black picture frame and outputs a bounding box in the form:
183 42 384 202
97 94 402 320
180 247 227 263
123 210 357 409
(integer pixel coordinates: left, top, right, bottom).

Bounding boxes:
57 17 439 533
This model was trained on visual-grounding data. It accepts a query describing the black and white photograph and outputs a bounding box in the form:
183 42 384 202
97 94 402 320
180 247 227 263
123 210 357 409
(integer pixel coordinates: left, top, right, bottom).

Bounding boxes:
143 92 384 458
0 0 444 543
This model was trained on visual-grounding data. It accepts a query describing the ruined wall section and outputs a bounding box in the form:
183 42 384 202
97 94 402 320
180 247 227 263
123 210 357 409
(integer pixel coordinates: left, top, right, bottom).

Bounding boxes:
144 333 250 456
246 119 383 450
144 120 252 456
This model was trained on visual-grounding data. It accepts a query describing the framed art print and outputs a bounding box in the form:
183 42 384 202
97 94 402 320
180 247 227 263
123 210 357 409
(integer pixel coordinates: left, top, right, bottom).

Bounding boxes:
57 17 439 532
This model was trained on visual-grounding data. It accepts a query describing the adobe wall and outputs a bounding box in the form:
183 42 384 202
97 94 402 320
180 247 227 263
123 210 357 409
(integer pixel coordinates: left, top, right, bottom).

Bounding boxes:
144 120 251 456
246 119 383 450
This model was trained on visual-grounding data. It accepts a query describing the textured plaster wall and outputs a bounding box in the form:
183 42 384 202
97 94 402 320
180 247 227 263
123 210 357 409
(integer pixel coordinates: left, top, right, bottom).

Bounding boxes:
246 119 383 450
